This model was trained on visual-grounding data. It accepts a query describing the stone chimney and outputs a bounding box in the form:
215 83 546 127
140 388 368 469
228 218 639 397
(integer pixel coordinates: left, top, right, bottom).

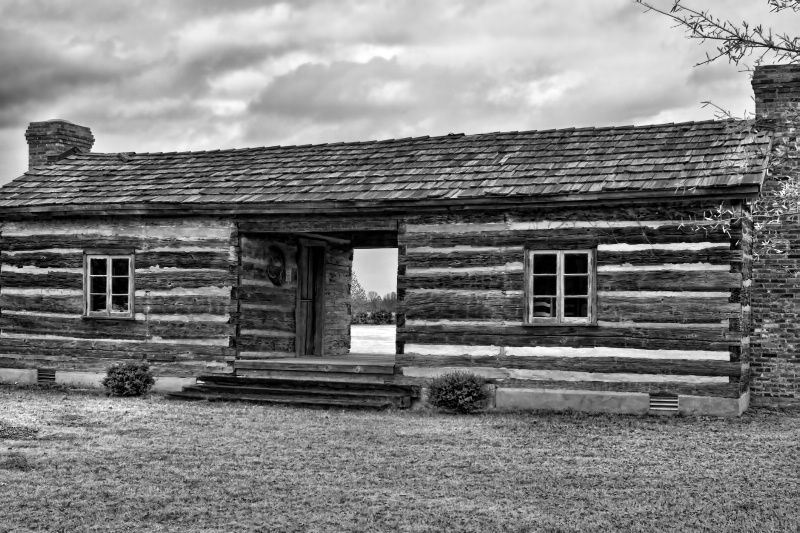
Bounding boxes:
25 119 94 169
749 64 800 406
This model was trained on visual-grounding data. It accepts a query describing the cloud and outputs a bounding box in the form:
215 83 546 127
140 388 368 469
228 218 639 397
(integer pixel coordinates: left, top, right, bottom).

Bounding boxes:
1 0 796 185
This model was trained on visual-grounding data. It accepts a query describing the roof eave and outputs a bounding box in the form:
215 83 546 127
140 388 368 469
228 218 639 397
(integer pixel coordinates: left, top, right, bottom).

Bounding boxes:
0 185 763 220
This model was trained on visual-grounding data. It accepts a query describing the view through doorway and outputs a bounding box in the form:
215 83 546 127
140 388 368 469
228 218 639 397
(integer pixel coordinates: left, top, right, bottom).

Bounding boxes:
350 248 398 355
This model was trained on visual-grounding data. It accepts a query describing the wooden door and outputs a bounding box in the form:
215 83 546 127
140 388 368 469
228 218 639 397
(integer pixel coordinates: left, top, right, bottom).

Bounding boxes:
296 242 326 356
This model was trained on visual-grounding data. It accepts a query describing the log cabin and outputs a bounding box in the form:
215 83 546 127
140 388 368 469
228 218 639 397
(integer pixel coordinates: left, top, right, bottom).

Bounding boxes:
1 64 798 414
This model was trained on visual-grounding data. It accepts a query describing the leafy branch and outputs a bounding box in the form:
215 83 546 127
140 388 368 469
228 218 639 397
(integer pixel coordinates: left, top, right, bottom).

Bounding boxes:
635 0 800 65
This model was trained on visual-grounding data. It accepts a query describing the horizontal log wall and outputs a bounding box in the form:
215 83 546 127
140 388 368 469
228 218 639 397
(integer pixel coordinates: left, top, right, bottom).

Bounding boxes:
0 217 237 376
237 234 298 359
396 203 748 396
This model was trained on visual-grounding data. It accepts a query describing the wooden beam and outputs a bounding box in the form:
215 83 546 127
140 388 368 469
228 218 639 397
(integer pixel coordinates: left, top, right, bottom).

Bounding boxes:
0 186 762 219
395 354 741 377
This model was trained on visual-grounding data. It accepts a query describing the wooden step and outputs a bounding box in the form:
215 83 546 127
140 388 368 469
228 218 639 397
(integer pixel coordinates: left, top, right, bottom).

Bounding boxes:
167 390 407 408
234 369 392 383
187 384 412 402
197 374 420 396
185 385 412 406
234 359 394 374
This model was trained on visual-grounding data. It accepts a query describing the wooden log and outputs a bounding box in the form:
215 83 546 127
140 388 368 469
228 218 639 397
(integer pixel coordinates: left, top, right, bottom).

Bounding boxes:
238 286 296 305
398 325 735 351
597 247 737 266
398 271 524 291
1 252 82 268
0 272 83 289
403 291 523 321
135 297 234 315
400 249 522 269
0 235 231 252
0 314 233 340
395 354 741 376
238 334 295 353
238 218 399 233
148 322 234 339
0 337 233 357
0 344 234 362
597 295 740 323
402 226 738 249
135 251 232 270
136 270 234 290
238 311 295 334
407 204 726 226
597 271 741 292
0 293 84 314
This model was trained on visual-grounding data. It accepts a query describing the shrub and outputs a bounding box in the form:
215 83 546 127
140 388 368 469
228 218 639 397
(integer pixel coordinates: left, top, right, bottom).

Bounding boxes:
427 371 490 413
371 309 395 325
350 310 396 325
102 362 155 397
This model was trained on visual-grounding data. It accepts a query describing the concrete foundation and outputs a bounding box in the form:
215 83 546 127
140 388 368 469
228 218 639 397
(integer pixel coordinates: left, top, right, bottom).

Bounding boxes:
495 388 651 415
52 371 194 393
0 368 38 385
679 391 749 417
152 376 196 393
55 371 105 388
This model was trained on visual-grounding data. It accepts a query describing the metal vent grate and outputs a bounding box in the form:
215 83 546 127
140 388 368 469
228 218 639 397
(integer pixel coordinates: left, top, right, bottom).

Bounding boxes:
37 368 56 383
649 394 679 412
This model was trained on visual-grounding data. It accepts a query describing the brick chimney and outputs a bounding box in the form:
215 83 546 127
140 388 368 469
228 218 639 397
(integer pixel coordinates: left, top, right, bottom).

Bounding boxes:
25 119 94 169
749 64 800 406
753 64 800 127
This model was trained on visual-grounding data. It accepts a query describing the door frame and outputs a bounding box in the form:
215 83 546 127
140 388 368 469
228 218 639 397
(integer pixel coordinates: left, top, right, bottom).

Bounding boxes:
295 239 327 356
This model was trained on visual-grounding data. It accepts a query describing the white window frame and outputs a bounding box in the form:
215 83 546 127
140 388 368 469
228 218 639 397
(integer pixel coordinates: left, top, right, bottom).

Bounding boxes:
524 249 595 325
84 253 135 319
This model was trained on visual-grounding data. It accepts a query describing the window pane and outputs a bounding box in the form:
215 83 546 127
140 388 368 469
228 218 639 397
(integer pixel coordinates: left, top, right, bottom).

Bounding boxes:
564 253 588 274
111 277 129 294
90 276 107 293
90 294 106 312
564 276 588 295
111 295 129 313
89 258 107 275
111 258 129 276
533 275 557 295
564 298 588 317
532 254 557 274
533 297 557 318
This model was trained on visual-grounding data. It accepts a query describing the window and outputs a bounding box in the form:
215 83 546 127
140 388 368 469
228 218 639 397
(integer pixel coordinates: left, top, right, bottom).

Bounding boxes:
84 254 134 318
524 250 594 324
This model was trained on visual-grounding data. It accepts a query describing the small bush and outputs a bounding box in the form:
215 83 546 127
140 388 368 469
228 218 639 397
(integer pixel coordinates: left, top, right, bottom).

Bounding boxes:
427 371 490 413
102 362 155 397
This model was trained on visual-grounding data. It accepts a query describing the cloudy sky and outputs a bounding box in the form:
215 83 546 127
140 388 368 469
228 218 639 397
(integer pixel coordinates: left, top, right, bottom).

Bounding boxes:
0 0 796 293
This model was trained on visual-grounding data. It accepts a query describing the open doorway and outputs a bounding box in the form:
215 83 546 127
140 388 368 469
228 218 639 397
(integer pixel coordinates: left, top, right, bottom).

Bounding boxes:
350 248 398 354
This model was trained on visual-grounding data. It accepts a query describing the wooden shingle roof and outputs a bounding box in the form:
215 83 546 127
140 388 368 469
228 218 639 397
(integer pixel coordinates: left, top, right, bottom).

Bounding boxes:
0 119 770 215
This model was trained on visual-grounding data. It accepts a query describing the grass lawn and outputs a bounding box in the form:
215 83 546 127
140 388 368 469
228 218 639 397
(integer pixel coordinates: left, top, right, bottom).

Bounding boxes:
1 385 798 533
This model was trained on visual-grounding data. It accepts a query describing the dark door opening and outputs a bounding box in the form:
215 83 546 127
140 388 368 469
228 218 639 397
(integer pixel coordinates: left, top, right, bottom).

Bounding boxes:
296 242 326 356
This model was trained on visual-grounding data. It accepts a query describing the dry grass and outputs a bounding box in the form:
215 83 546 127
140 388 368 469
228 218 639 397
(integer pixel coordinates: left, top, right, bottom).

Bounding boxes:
1 385 798 533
